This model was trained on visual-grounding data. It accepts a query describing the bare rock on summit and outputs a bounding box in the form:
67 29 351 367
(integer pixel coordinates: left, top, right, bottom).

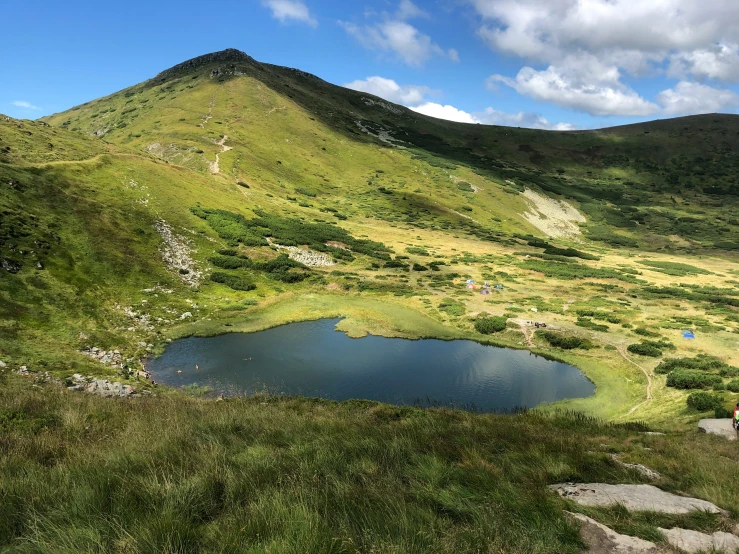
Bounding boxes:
550 484 723 515
658 527 739 554
566 512 666 553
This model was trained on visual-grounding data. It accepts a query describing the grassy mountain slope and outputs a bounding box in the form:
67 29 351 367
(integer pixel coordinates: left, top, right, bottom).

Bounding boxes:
2 373 738 553
2 48 739 553
44 49 739 252
3 49 739 426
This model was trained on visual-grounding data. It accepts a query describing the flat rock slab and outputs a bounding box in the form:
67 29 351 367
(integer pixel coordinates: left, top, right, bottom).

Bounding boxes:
551 484 722 514
659 527 739 554
566 512 665 553
698 419 737 441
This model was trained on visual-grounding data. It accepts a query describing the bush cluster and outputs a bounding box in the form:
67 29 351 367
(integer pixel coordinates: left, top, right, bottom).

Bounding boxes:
191 208 391 261
540 332 593 350
475 316 508 335
210 272 256 291
666 370 723 390
686 391 725 412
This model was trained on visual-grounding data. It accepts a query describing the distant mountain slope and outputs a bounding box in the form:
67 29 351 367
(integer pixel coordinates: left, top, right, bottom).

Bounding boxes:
42 49 739 252
3 50 739 428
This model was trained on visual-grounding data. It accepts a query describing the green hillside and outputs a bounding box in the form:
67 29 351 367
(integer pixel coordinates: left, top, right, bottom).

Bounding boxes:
2 48 739 552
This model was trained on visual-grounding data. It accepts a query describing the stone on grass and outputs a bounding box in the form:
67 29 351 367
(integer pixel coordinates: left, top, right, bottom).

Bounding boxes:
550 484 722 514
698 419 737 441
565 512 664 553
658 527 739 554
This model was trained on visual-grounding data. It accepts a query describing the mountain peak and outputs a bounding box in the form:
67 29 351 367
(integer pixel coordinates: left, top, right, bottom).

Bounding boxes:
153 48 257 81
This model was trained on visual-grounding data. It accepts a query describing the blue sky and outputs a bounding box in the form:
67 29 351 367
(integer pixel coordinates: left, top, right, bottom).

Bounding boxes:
3 0 739 129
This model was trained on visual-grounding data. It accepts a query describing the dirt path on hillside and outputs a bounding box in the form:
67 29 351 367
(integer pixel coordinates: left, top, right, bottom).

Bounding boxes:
511 318 535 348
615 345 653 415
209 135 232 175
199 93 216 129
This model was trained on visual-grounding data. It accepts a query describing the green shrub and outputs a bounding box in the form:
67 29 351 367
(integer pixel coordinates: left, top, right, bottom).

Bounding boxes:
576 318 609 332
634 327 659 337
210 272 256 291
406 247 430 256
385 260 409 270
726 380 739 393
412 263 428 272
475 316 508 335
666 370 723 390
638 260 712 276
237 181 250 188
627 343 662 357
714 407 734 418
210 255 249 270
191 208 390 260
540 332 593 350
686 391 724 412
655 355 736 375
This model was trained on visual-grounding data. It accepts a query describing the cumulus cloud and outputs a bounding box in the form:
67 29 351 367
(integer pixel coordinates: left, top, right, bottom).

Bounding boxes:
344 76 433 105
343 73 576 129
475 108 577 130
410 103 481 123
262 0 317 27
488 54 659 117
471 0 739 117
657 81 739 115
12 100 41 110
471 0 739 64
340 1 457 66
668 44 739 82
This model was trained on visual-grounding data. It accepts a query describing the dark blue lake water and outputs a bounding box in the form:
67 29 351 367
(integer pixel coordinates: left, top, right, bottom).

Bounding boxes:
148 319 594 411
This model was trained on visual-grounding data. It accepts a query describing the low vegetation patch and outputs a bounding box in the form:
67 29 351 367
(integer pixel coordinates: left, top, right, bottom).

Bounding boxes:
192 208 392 261
474 316 508 334
539 332 594 350
638 260 712 276
686 391 725 411
210 272 256 291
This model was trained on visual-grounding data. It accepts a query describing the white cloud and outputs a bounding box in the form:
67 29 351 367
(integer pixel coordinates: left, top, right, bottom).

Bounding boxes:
396 0 428 20
668 44 739 82
340 1 456 66
262 0 317 27
12 100 41 110
470 0 739 64
470 0 739 117
344 76 433 105
488 56 659 117
411 102 481 123
657 81 739 115
475 108 577 130
343 75 576 129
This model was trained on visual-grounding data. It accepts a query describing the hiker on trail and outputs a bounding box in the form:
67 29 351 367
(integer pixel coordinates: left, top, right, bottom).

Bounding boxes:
734 403 739 431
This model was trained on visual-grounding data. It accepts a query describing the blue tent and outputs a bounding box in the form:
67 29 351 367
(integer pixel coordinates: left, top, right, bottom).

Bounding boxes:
682 330 695 339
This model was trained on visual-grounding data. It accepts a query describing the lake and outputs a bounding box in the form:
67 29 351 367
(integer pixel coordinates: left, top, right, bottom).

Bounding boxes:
148 318 594 411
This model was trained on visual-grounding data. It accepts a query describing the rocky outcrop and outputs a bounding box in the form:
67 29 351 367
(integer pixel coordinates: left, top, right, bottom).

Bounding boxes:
658 527 739 554
268 239 335 267
154 218 202 286
81 346 124 366
610 455 662 480
550 484 722 514
565 513 665 554
152 48 257 82
698 419 737 440
66 374 146 398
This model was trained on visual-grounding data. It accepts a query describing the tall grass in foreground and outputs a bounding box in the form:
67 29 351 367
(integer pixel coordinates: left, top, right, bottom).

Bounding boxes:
1 374 737 553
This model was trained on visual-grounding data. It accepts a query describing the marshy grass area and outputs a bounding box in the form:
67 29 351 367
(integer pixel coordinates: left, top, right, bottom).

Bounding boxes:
1 374 738 553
